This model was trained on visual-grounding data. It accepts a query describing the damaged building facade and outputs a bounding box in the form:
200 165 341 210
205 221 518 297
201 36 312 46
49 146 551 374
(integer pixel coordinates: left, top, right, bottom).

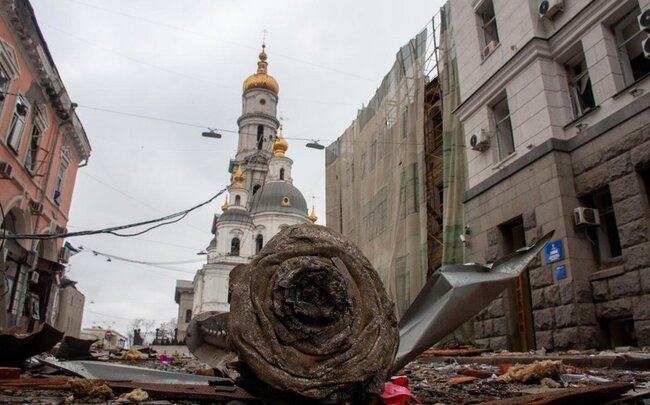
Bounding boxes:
445 0 650 350
325 28 444 315
0 0 90 331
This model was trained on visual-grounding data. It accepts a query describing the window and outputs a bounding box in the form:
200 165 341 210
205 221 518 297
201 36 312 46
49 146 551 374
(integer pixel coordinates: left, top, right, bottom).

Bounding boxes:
235 195 241 206
566 52 596 118
230 238 240 256
399 163 420 218
257 125 263 150
642 169 650 205
477 0 499 58
492 95 514 160
395 256 409 316
256 234 263 253
0 67 9 113
253 184 261 195
53 153 69 206
6 98 29 152
613 7 650 85
369 141 377 171
185 309 191 323
279 168 284 180
25 120 43 174
583 187 622 263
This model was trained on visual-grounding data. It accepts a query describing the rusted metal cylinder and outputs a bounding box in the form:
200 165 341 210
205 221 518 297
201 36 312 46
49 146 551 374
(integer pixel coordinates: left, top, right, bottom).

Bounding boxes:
228 224 398 402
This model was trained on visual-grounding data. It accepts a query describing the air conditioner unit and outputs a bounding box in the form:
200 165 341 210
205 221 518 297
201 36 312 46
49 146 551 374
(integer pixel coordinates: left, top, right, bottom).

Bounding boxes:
0 161 13 178
574 207 600 226
539 0 564 19
643 37 650 59
59 246 70 264
29 201 43 215
29 271 39 284
469 129 490 151
639 8 650 32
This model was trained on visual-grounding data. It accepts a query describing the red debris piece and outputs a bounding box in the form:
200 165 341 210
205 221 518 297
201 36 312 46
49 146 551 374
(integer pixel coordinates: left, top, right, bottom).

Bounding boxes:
0 367 20 380
381 382 422 405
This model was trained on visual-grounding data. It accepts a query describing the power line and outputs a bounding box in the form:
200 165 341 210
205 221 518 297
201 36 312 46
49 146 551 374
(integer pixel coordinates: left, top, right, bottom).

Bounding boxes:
2 186 228 241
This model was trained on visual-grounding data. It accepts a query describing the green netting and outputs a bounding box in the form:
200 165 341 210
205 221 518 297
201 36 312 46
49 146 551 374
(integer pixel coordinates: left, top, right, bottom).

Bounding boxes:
440 3 468 265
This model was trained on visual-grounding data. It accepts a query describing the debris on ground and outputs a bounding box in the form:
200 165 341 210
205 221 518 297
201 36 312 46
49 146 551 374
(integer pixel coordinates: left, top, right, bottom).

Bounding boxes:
120 348 148 360
498 360 565 383
116 388 149 403
68 378 114 400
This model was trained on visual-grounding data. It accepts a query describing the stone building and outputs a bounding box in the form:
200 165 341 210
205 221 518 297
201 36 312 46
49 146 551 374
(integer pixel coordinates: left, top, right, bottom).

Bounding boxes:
175 45 316 323
445 0 650 350
53 278 84 337
0 0 91 330
174 280 192 342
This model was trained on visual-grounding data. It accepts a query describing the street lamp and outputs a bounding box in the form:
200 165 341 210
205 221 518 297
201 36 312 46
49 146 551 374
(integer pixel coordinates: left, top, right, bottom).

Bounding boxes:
202 129 222 139
305 140 325 150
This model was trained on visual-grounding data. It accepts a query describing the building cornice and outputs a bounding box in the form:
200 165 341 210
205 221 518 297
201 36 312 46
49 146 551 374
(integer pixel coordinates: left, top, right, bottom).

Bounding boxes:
463 91 650 202
237 112 280 127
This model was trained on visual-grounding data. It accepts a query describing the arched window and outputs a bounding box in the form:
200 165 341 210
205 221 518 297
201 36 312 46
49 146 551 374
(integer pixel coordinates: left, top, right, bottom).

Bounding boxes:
279 168 285 180
230 238 240 256
256 234 263 253
235 195 241 206
257 125 264 150
185 309 191 323
252 184 261 195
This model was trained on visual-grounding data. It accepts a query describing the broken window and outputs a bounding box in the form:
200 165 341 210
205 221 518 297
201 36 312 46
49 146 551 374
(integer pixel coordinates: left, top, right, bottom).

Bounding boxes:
53 149 70 205
25 113 45 174
6 97 29 153
0 67 9 113
477 0 499 58
492 94 514 161
582 187 622 264
566 52 596 119
613 7 650 85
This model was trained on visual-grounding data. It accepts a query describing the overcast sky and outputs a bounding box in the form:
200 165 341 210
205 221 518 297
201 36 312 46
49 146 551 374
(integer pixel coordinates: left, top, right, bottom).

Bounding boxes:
30 0 445 338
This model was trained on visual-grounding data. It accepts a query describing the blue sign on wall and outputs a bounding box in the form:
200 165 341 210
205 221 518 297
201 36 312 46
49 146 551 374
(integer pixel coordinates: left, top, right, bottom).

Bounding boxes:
544 240 564 264
555 265 567 280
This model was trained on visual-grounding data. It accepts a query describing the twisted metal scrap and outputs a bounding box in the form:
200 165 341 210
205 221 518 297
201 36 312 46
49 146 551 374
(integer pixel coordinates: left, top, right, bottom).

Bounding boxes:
228 224 398 401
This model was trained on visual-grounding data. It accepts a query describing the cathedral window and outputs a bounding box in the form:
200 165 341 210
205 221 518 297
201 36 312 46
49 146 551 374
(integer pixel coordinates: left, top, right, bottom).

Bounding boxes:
235 195 241 206
279 168 285 180
256 234 263 253
257 125 264 150
253 184 261 195
230 238 240 256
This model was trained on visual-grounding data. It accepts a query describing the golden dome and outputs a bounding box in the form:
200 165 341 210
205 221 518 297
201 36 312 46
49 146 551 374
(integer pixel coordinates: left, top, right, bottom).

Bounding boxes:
221 197 229 212
274 126 289 157
242 44 279 95
308 206 318 223
232 165 246 189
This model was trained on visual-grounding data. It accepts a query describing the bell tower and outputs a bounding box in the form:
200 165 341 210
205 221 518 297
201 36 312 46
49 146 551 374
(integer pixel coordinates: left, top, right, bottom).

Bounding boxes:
236 43 280 193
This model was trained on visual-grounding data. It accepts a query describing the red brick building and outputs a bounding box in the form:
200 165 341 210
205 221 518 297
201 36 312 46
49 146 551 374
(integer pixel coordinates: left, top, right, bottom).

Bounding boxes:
0 0 90 329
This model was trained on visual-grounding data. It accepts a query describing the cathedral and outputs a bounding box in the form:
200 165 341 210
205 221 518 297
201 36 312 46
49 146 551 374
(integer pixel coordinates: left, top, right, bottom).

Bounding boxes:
176 45 317 332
